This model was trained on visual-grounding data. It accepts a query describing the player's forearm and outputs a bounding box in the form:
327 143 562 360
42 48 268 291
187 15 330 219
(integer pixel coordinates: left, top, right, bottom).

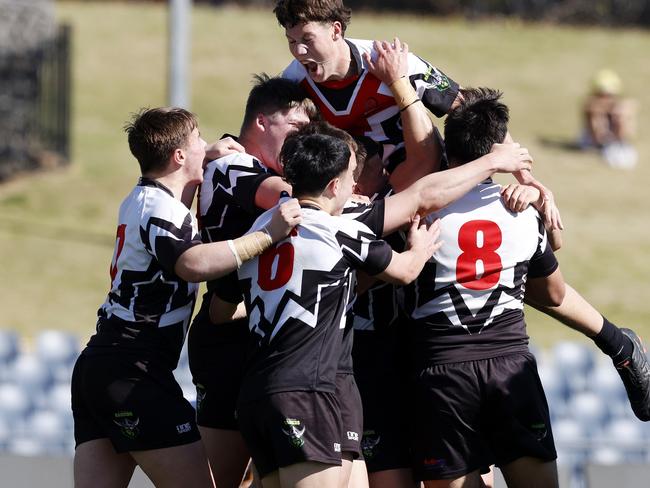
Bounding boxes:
378 249 429 285
414 154 498 215
389 100 441 192
175 230 273 282
387 75 441 192
175 241 239 283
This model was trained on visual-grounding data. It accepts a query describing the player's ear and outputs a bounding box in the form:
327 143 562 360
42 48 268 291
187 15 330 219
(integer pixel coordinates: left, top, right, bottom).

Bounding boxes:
326 176 340 197
171 147 185 168
332 21 343 41
256 113 266 132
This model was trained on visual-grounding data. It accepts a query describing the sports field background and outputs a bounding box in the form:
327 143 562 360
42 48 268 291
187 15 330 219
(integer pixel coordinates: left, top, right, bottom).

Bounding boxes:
0 2 648 348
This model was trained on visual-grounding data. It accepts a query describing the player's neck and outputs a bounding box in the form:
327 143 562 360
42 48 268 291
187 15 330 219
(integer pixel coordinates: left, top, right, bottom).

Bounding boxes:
329 40 356 81
238 134 266 167
148 172 190 205
298 196 333 215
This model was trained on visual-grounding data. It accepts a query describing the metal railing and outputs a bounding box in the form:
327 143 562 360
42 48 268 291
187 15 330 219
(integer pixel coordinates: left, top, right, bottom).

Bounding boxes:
0 23 71 181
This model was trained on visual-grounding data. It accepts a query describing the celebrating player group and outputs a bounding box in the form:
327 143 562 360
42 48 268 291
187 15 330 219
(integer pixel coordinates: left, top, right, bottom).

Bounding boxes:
70 1 650 488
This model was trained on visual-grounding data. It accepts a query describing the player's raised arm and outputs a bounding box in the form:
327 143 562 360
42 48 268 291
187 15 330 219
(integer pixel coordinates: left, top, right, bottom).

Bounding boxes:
381 141 533 236
364 38 441 191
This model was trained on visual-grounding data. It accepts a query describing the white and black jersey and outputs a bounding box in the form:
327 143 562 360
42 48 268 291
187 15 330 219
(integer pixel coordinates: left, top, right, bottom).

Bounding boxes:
236 205 393 403
343 186 406 333
87 178 202 367
189 151 274 347
199 151 275 243
282 38 459 171
403 180 558 366
334 198 387 374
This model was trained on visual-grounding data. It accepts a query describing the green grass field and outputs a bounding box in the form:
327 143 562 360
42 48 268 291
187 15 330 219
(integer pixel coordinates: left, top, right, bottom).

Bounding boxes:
1 2 648 348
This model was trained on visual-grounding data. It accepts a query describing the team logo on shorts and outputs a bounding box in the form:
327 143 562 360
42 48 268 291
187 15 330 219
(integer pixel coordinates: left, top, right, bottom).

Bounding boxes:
282 418 306 448
113 411 140 440
361 430 381 459
530 422 548 441
195 383 206 412
422 66 450 92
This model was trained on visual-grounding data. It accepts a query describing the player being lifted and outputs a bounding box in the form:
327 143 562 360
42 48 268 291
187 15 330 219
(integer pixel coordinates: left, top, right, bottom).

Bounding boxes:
71 107 301 488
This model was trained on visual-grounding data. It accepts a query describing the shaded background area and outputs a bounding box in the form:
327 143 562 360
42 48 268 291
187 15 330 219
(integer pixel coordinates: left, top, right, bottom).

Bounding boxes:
1 1 647 345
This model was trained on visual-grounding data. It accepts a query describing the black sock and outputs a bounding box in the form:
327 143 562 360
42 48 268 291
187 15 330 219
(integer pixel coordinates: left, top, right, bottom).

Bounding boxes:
593 317 634 365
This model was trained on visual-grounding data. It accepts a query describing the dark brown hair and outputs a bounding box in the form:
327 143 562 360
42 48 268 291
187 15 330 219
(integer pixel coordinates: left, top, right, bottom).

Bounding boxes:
124 107 198 174
274 0 352 34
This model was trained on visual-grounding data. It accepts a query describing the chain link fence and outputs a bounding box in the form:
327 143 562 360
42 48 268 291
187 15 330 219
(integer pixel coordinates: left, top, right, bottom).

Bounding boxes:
0 0 71 181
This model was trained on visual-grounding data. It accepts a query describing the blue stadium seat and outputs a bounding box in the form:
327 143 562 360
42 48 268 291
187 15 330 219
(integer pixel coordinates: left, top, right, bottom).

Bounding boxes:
6 436 48 457
0 383 32 426
588 359 628 418
0 417 10 450
0 330 19 378
537 362 569 417
27 410 69 454
567 391 609 435
552 341 594 395
35 330 80 383
589 446 625 465
10 353 53 393
48 382 71 414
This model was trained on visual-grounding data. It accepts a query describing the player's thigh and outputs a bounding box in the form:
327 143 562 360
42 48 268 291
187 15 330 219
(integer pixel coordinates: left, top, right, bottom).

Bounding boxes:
347 459 370 488
278 461 341 488
130 440 214 488
198 425 250 488
499 457 558 488
368 468 417 488
423 470 483 488
480 466 493 488
74 438 136 488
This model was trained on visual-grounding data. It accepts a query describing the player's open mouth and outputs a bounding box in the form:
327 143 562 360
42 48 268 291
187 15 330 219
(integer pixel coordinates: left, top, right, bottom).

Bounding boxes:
303 61 319 74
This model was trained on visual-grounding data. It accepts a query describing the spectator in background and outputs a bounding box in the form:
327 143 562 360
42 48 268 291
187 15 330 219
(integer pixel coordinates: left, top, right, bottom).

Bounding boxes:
581 69 637 169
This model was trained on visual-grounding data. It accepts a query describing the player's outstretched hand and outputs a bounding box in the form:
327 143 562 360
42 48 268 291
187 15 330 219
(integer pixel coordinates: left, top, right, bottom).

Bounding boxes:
500 184 541 213
490 142 533 174
266 198 302 242
364 37 409 86
536 184 564 231
204 136 245 162
406 215 442 260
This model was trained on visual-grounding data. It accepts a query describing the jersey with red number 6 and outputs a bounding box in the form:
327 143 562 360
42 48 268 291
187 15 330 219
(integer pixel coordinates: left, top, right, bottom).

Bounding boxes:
236 203 393 403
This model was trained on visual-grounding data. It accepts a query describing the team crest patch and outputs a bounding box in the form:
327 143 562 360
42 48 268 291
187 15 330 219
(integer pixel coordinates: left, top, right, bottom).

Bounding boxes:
113 411 140 439
361 430 381 459
282 418 306 448
530 422 548 441
423 66 450 92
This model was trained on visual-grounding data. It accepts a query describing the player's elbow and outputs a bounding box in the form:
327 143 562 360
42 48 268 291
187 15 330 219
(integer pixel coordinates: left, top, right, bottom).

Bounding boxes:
546 284 566 307
174 249 205 283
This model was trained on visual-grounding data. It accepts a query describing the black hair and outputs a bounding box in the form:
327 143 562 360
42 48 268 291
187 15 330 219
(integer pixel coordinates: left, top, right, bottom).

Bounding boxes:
281 133 350 197
444 87 509 165
241 73 317 132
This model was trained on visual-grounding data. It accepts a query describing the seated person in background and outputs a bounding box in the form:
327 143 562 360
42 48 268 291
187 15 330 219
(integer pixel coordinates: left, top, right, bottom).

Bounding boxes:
581 69 637 168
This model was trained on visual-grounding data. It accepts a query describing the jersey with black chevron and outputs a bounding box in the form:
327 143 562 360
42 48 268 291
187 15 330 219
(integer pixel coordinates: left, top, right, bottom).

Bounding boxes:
88 178 201 367
237 205 393 403
403 181 559 365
